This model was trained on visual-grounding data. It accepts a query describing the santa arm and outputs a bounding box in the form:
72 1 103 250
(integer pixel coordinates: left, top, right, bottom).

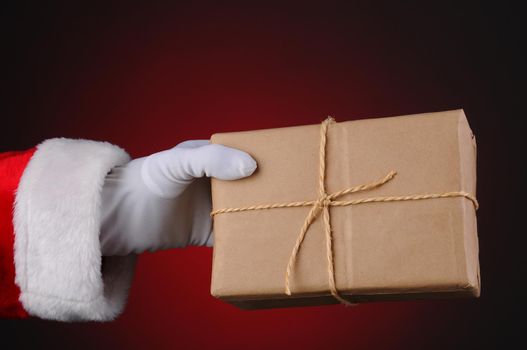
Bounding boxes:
1 137 256 321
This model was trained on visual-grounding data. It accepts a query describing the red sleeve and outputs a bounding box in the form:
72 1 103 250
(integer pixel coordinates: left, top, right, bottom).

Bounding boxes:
0 147 36 318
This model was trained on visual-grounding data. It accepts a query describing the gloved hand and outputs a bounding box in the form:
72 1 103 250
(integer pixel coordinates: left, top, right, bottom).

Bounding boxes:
99 140 257 256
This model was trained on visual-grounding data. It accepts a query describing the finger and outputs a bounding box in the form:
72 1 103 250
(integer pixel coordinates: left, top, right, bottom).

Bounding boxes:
175 143 257 181
175 139 210 149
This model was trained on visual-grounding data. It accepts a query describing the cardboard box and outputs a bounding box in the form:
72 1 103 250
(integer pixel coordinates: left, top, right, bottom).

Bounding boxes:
210 110 480 309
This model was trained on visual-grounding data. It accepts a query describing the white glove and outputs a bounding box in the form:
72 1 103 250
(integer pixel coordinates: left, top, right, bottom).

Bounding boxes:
99 140 257 256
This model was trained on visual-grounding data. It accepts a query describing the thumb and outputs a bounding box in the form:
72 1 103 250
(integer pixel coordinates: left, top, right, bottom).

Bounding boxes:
141 143 257 198
178 143 257 181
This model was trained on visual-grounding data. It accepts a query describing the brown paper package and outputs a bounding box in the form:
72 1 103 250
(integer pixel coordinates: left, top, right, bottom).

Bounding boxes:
210 109 480 309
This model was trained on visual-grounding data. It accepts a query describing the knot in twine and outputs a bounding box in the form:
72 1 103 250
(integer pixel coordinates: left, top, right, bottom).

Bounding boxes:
316 195 332 209
211 117 479 306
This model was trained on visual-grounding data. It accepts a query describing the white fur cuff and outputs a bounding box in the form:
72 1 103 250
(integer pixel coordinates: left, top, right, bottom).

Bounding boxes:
13 137 137 321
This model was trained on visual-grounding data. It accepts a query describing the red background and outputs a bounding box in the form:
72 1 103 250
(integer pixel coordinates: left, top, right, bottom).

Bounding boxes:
1 1 522 349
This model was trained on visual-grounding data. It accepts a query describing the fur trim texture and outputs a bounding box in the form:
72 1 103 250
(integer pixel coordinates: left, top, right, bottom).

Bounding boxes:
13 137 137 321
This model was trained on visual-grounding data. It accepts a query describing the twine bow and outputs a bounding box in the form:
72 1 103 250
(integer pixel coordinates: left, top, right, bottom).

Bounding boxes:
211 117 478 306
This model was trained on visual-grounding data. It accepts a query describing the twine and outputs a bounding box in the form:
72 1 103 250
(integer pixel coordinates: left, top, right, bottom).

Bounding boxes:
211 117 479 306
